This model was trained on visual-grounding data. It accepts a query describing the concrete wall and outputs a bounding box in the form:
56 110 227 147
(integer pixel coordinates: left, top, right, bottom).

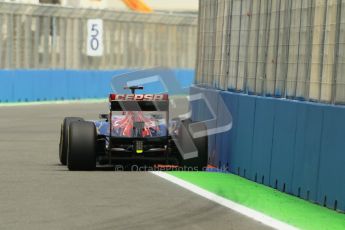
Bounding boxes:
0 2 197 70
196 0 345 104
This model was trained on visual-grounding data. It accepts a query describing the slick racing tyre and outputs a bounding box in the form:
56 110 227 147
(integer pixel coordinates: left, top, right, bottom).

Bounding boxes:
59 117 84 165
67 121 96 171
178 119 208 171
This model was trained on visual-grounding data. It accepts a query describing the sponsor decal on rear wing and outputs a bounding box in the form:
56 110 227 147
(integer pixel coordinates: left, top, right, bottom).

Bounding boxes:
109 94 168 102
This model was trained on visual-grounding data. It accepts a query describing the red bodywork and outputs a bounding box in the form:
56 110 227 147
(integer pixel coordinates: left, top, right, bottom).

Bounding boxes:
111 112 161 137
109 93 169 137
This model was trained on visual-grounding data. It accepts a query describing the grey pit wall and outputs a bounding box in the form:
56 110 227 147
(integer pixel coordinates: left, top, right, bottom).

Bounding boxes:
0 2 197 70
196 0 345 104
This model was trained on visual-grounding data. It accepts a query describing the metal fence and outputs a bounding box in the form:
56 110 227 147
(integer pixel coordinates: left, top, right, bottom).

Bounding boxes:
196 0 345 104
0 2 197 70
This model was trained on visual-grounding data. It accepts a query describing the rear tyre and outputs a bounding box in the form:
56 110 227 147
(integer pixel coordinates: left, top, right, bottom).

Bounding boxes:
178 119 208 171
67 121 96 171
59 117 84 165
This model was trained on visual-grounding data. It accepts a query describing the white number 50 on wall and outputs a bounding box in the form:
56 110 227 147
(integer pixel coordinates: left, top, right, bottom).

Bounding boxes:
87 19 104 56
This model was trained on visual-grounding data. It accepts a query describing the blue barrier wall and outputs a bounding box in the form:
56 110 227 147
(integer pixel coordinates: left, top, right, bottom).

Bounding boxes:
0 69 194 102
191 86 345 212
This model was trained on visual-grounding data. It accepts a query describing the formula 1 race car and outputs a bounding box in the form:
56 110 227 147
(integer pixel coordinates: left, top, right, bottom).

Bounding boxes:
59 86 208 171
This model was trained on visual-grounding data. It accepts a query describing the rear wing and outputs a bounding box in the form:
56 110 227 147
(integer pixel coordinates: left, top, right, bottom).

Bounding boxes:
109 94 169 111
109 94 168 101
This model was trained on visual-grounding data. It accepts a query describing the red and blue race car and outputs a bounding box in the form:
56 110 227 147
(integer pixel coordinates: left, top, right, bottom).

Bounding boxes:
59 86 208 171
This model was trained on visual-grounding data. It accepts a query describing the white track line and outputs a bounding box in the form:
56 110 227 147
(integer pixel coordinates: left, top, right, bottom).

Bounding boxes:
151 171 298 230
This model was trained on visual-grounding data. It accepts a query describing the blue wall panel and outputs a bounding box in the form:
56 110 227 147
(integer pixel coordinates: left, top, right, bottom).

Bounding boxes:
0 69 194 103
214 92 232 169
318 107 345 210
49 72 68 100
233 94 256 179
270 100 298 193
219 91 239 174
0 72 13 102
203 88 221 167
291 103 323 202
250 97 276 186
191 86 345 211
13 73 29 101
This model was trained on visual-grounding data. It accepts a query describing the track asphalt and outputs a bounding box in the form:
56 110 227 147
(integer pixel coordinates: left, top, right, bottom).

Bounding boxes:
0 102 271 230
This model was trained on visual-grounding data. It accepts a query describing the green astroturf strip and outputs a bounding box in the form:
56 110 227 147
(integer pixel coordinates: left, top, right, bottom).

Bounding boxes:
168 172 345 230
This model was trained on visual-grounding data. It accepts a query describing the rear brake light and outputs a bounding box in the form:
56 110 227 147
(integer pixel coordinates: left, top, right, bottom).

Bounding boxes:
109 94 116 101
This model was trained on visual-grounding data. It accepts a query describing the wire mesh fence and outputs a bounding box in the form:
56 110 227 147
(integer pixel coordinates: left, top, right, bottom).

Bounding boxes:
196 0 345 104
0 2 197 70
